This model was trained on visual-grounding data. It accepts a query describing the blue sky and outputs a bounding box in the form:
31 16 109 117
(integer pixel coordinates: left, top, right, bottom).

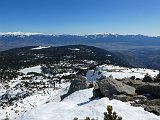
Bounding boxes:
0 0 160 35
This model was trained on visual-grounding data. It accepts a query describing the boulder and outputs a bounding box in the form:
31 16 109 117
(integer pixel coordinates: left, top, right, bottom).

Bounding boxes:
144 106 160 115
67 76 88 95
142 74 154 82
98 77 135 98
136 83 160 97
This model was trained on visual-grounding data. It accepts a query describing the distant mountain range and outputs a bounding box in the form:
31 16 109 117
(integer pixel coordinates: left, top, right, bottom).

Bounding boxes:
0 32 160 69
0 32 160 51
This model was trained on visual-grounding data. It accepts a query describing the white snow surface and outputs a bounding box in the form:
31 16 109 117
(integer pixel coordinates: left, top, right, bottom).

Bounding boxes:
19 65 42 74
86 64 159 81
0 82 70 120
1 64 160 120
19 88 160 120
31 46 51 50
68 48 80 51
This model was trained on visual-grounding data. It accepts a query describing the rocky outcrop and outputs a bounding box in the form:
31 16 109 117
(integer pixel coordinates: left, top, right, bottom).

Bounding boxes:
144 106 160 115
91 75 160 116
98 77 135 98
61 76 91 100
142 74 154 82
136 83 160 97
67 76 88 95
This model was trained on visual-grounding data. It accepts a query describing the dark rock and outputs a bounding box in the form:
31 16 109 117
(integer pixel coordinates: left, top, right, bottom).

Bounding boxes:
91 87 104 100
136 78 141 80
146 99 160 106
142 74 154 82
130 76 135 80
98 77 135 98
122 78 143 88
122 78 134 86
136 83 160 97
130 102 142 107
134 99 147 104
60 93 68 101
155 73 160 82
133 95 147 104
133 95 147 100
87 82 94 88
112 94 128 102
144 106 160 115
67 76 88 95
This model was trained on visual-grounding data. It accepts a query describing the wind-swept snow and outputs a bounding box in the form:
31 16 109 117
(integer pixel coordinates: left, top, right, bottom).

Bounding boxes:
19 88 160 120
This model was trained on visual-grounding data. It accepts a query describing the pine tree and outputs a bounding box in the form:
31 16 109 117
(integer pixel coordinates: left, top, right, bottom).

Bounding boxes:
73 117 78 120
85 117 90 120
104 105 122 120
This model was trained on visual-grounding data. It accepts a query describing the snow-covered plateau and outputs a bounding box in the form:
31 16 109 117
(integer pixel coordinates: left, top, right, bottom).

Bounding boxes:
0 64 160 120
86 64 159 81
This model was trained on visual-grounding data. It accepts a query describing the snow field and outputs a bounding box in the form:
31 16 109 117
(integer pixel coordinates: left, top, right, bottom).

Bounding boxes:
19 88 160 120
86 65 159 81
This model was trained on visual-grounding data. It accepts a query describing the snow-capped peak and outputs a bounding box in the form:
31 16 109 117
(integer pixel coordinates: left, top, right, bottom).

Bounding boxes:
0 32 159 38
0 32 44 36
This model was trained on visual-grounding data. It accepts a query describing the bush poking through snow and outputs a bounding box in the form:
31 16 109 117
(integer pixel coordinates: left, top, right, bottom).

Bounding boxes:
73 117 78 120
73 106 122 120
104 105 122 120
85 117 91 120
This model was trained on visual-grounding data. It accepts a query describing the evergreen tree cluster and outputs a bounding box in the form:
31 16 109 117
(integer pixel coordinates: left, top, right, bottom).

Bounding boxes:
73 105 122 120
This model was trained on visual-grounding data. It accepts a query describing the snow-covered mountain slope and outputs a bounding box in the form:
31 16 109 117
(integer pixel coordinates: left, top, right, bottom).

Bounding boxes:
86 64 159 81
0 82 70 120
19 88 160 120
0 63 160 120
